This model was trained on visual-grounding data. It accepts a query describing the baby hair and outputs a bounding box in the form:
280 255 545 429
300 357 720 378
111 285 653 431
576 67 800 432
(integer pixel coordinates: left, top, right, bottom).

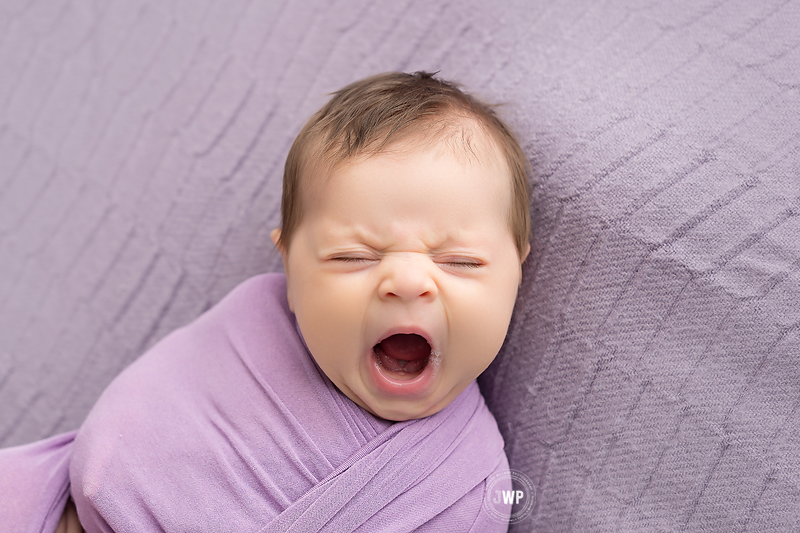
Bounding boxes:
277 71 531 257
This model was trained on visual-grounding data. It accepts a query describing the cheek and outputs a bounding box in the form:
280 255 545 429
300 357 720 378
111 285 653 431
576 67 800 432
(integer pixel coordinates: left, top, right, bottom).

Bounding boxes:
289 271 370 367
447 275 518 371
296 275 367 322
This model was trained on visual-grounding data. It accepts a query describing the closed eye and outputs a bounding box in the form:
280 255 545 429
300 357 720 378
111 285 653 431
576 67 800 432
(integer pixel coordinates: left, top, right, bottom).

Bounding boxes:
446 261 482 268
438 258 484 269
329 256 376 264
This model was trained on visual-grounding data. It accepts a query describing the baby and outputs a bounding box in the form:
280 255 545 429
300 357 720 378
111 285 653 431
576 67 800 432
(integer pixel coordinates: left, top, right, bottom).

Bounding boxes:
270 70 531 423
3 71 531 532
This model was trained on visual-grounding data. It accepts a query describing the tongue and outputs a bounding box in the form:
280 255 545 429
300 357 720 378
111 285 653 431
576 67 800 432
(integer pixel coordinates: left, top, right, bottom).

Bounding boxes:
375 334 430 374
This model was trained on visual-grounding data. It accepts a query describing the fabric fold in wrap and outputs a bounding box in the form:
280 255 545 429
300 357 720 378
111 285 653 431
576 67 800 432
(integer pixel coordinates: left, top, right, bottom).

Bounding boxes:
0 431 76 533
62 273 510 532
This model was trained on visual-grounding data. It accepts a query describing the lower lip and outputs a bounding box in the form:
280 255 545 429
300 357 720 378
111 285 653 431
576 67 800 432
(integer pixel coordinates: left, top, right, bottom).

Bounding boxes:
367 348 438 397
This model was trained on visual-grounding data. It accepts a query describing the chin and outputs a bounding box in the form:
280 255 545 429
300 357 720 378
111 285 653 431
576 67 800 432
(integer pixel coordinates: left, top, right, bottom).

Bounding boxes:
361 386 463 422
369 403 433 422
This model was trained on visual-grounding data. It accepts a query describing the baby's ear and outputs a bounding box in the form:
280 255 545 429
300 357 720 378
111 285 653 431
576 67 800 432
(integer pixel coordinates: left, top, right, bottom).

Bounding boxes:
271 228 289 258
518 242 531 284
521 242 531 263
270 228 282 249
271 228 288 265
270 228 294 311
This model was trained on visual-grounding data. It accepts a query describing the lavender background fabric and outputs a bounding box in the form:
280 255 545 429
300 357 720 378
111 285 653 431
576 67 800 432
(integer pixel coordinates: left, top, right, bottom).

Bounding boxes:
1 1 799 531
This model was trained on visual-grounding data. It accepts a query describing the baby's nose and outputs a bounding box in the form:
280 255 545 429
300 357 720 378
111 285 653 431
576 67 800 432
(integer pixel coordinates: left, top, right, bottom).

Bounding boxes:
378 256 438 302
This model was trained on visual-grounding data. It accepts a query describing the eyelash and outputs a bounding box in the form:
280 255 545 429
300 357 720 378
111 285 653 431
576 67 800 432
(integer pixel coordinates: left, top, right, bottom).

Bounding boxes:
331 256 482 268
331 256 374 263
443 261 482 269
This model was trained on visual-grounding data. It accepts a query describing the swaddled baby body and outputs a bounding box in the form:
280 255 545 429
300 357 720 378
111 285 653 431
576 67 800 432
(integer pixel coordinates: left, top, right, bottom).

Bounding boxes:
70 273 510 531
2 71 531 532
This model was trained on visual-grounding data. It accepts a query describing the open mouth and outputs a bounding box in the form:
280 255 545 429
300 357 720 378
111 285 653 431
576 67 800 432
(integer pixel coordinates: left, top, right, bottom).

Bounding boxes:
373 333 431 380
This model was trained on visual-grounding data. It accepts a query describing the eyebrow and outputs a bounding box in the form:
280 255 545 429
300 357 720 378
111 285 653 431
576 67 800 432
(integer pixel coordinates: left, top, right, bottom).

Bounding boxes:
317 217 496 251
352 230 486 254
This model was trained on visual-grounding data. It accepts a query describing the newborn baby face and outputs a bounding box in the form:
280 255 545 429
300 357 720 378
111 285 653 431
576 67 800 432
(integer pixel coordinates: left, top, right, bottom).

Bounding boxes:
273 135 527 421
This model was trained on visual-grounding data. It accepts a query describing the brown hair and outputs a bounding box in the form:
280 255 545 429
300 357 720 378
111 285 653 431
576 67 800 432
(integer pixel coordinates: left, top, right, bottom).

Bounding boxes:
277 71 531 257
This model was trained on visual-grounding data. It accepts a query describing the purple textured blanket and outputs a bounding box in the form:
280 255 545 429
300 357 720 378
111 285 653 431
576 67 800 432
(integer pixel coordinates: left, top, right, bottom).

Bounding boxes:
1 274 509 532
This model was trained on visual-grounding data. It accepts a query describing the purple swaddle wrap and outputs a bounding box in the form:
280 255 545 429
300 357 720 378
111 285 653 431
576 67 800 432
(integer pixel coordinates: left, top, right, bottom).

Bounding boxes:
0 431 76 533
0 273 509 532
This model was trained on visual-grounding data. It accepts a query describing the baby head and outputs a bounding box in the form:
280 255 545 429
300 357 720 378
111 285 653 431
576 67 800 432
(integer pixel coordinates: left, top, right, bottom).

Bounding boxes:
271 72 531 421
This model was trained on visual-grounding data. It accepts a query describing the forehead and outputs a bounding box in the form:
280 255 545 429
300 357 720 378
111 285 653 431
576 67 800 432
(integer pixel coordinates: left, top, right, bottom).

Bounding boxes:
304 117 511 203
301 135 513 248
